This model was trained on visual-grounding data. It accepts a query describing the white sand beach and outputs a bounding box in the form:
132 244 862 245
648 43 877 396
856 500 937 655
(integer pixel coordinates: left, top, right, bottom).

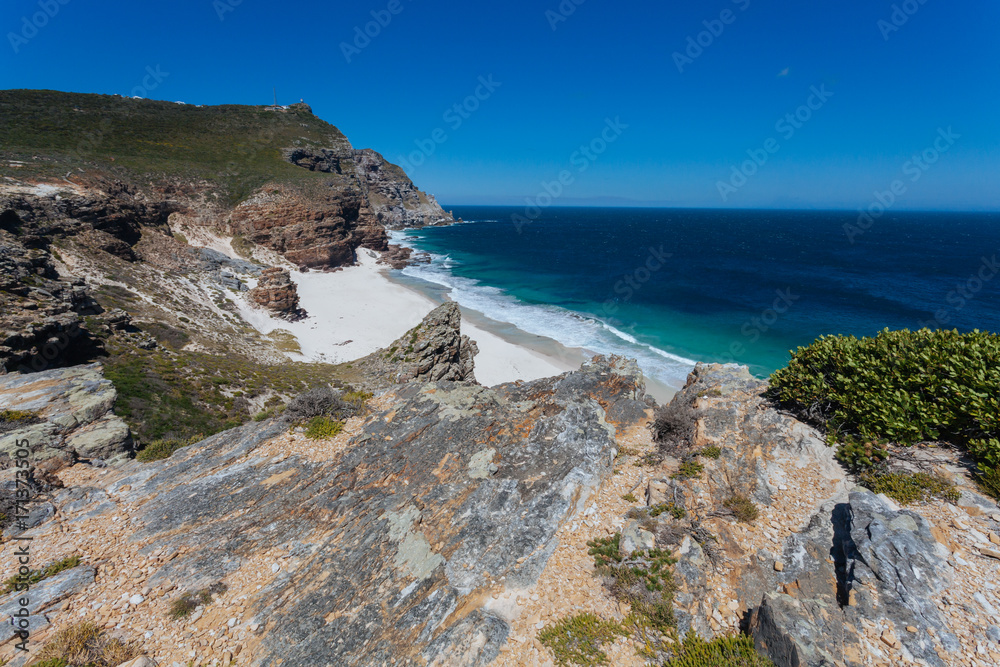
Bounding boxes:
234 249 582 386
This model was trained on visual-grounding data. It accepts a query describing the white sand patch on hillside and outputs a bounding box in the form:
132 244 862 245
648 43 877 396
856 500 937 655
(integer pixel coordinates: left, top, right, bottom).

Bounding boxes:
233 249 576 385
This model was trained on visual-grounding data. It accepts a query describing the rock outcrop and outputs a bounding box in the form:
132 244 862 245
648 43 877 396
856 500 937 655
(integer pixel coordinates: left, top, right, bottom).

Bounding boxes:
226 184 387 270
351 149 454 229
356 301 478 389
248 267 306 321
0 363 133 465
10 357 648 665
0 231 100 374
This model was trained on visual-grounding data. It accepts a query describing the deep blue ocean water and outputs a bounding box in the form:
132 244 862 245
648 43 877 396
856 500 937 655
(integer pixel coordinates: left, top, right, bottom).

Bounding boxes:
395 207 1000 389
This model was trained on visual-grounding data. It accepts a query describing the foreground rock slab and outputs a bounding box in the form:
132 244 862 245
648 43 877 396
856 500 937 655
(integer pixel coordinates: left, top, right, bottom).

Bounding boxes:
18 356 646 665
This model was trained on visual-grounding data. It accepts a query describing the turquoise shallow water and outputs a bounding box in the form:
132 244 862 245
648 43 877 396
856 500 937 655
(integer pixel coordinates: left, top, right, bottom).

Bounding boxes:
394 206 1000 390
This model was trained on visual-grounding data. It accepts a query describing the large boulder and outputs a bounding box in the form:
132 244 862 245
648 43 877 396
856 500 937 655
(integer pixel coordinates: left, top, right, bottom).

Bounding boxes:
0 363 133 465
356 302 478 389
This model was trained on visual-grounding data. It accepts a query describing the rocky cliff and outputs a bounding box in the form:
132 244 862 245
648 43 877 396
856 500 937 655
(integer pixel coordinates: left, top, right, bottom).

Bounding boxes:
0 90 453 274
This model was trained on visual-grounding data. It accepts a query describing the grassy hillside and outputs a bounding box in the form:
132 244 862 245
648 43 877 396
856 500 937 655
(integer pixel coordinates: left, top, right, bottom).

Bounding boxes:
0 89 355 203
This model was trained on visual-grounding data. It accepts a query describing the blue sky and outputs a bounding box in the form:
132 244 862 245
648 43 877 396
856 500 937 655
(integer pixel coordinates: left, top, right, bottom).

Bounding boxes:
2 0 998 210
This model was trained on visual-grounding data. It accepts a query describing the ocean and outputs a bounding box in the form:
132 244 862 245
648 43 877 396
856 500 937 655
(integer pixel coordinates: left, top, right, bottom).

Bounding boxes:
393 207 1000 391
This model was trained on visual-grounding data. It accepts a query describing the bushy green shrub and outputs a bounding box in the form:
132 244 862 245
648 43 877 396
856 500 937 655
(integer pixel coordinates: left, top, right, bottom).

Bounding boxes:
587 534 676 631
538 613 624 666
976 465 1000 500
666 631 775 666
769 329 1000 468
858 471 960 505
649 502 686 520
723 495 759 523
671 459 704 480
699 446 722 459
305 416 343 439
136 435 202 462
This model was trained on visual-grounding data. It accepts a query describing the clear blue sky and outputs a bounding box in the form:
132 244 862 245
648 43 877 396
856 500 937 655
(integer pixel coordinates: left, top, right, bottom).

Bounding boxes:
2 0 998 210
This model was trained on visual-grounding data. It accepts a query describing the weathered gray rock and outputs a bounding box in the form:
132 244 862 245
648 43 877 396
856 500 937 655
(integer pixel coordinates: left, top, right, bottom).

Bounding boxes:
845 490 960 663
747 491 960 667
49 356 648 665
747 502 863 667
0 565 95 642
0 363 132 464
357 302 478 389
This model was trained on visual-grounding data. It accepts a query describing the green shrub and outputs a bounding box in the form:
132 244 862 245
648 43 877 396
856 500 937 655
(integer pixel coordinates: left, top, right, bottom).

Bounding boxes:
723 495 759 523
136 435 201 462
665 631 775 666
768 329 1000 469
834 440 889 471
622 493 638 503
699 446 722 459
858 471 960 505
671 460 704 480
587 534 677 632
976 465 1000 500
538 613 624 666
649 502 686 520
2 555 81 594
305 416 343 439
0 409 37 423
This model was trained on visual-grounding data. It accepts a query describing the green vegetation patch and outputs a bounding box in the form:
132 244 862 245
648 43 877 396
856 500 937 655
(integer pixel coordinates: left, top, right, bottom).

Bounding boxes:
2 555 81 594
538 612 624 666
622 493 639 503
723 495 759 523
665 632 775 667
168 582 228 620
699 446 722 459
671 460 704 481
100 338 349 447
304 416 344 440
0 409 40 435
0 90 361 206
587 533 676 630
649 502 686 520
858 471 960 505
30 621 141 667
136 435 202 462
768 329 1000 473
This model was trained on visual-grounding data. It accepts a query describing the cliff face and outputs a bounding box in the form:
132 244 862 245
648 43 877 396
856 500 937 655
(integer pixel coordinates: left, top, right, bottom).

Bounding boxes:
0 90 453 273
